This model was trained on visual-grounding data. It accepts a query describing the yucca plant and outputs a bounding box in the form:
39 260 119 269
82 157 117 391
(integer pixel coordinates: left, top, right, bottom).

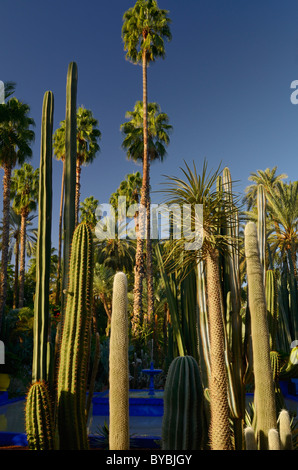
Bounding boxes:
159 159 240 450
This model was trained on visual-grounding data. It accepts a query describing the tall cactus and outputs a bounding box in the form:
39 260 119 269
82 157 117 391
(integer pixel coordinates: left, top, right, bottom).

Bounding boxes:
109 272 129 450
56 222 93 450
32 91 54 384
162 355 204 450
62 61 77 320
25 381 55 450
266 269 278 350
257 184 266 282
279 409 293 450
244 221 277 449
222 167 244 449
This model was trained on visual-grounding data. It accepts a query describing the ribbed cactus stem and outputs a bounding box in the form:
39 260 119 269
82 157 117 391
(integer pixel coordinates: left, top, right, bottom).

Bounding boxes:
25 381 55 450
57 223 93 450
244 427 257 450
62 62 77 319
257 184 266 282
268 429 280 450
245 222 277 449
162 355 204 450
32 91 54 384
109 272 129 450
266 269 278 350
279 409 293 450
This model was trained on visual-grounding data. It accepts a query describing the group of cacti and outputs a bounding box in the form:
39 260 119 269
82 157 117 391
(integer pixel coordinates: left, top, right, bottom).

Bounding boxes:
24 61 296 451
25 63 96 450
24 62 130 450
160 168 296 451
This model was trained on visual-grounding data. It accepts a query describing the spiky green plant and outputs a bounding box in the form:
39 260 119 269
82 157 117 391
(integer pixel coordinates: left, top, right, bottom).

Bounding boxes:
162 355 204 450
109 272 129 450
25 381 55 450
56 222 93 450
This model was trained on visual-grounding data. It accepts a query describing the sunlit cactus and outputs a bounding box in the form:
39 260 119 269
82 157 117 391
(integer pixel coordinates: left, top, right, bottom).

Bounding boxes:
57 222 94 450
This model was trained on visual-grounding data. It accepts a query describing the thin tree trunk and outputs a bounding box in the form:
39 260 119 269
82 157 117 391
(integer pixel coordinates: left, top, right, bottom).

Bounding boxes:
75 159 81 227
206 249 232 450
56 161 65 305
0 163 12 330
18 210 27 308
13 231 20 309
132 48 149 335
146 182 154 324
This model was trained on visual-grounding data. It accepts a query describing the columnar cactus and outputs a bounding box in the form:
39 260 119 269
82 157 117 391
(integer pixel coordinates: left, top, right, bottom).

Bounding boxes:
109 272 129 450
266 269 278 350
25 381 55 450
162 355 204 450
244 427 257 450
32 90 54 384
62 61 77 318
244 221 277 449
56 222 93 450
257 184 266 281
268 429 281 450
279 409 293 450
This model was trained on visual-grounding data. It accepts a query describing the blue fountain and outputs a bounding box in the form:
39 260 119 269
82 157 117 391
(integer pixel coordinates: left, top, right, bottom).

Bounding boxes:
142 361 163 396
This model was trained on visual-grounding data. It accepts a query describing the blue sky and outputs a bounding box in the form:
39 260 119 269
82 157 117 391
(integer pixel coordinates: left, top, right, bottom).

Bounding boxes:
1 0 298 250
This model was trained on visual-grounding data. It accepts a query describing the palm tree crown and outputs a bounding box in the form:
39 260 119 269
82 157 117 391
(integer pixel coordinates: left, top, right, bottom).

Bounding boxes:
0 97 35 327
0 98 35 167
121 101 172 163
244 166 288 210
122 0 172 64
10 163 39 217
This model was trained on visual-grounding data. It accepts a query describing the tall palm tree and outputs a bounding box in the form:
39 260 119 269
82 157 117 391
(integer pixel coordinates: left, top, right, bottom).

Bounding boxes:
10 163 39 308
0 97 35 327
266 181 298 271
5 209 37 308
160 160 237 450
75 106 101 226
244 166 288 210
121 102 172 325
80 195 99 228
110 171 143 236
122 0 172 335
53 106 101 303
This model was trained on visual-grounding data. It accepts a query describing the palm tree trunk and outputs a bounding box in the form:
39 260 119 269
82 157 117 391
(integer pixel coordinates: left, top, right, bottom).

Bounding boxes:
75 159 81 227
56 161 65 305
18 210 27 308
206 249 232 450
13 231 20 309
0 163 12 330
132 49 149 335
146 187 154 324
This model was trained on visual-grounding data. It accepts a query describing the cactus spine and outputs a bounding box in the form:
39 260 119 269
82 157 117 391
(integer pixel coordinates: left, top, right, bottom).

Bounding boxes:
162 355 204 450
244 221 277 449
109 272 129 450
32 91 54 384
62 61 77 319
57 222 93 450
25 381 55 450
